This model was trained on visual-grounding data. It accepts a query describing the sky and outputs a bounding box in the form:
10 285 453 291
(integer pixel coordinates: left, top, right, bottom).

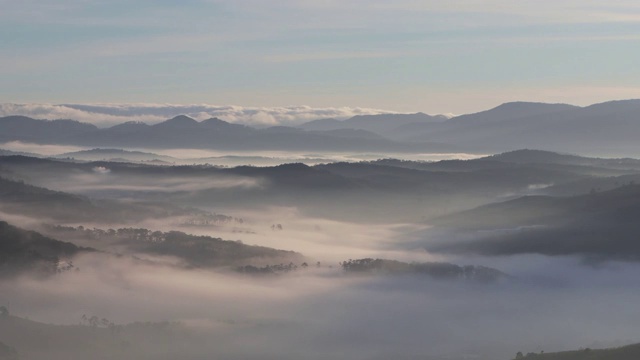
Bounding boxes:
1 0 640 115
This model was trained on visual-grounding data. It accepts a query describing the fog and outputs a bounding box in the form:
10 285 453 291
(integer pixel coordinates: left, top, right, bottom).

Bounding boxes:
0 141 88 156
0 141 484 167
2 147 640 360
2 252 640 360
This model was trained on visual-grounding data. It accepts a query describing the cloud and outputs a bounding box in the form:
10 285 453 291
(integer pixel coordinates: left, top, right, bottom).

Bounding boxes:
0 141 87 156
0 103 405 127
92 166 111 174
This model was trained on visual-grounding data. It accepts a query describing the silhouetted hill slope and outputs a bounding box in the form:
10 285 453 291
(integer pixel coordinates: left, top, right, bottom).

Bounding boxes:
152 115 200 128
485 149 640 170
431 184 640 260
0 115 446 152
298 113 446 133
0 116 98 143
297 117 342 131
0 176 97 219
105 121 150 133
511 343 640 360
54 148 176 163
0 149 39 157
368 150 640 177
0 221 90 276
316 161 589 192
389 102 576 141
0 171 221 224
542 173 640 197
0 155 604 222
403 100 640 154
434 184 640 229
451 102 578 125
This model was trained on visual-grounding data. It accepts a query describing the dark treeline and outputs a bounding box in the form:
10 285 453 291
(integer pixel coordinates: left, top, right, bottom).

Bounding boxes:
339 258 506 283
512 343 640 360
45 225 303 268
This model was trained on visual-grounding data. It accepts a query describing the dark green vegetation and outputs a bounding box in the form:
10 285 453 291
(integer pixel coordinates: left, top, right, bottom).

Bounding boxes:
0 221 87 277
512 343 640 360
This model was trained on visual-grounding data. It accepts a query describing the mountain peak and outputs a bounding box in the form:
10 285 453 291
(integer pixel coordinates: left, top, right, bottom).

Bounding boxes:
154 115 199 128
200 117 233 127
168 115 197 123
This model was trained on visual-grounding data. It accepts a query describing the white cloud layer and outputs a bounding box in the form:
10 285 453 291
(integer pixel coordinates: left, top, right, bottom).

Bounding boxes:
0 103 405 128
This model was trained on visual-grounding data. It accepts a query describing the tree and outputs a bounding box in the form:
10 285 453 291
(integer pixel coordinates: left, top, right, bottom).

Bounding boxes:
515 352 524 359
89 315 99 328
0 306 8 317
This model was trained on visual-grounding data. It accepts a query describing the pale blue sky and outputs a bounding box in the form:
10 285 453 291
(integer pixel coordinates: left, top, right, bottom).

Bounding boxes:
1 0 640 114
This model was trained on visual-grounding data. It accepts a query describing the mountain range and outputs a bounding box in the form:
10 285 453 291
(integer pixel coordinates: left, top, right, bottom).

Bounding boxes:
2 99 640 155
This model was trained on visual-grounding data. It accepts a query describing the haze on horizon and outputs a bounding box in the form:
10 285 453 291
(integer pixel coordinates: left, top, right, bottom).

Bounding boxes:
2 0 640 114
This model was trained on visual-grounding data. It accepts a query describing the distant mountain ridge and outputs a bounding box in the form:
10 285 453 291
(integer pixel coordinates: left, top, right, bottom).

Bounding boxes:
397 99 640 155
298 112 447 132
2 99 640 154
0 115 445 152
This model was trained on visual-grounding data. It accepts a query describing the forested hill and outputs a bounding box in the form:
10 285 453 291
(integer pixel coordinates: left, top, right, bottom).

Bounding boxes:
0 221 89 276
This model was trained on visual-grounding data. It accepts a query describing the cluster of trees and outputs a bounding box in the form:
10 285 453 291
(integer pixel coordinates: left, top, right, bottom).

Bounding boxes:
0 221 85 278
45 225 302 268
237 262 304 275
339 258 505 282
80 315 123 336
237 261 323 275
180 213 244 226
46 225 168 242
515 351 544 358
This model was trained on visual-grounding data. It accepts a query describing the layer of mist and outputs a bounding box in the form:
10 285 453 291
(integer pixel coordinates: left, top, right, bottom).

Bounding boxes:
2 147 640 360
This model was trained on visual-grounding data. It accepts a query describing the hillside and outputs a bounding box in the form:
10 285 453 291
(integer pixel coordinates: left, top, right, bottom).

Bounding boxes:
45 225 304 268
401 100 640 155
430 184 640 261
511 343 640 360
0 221 89 276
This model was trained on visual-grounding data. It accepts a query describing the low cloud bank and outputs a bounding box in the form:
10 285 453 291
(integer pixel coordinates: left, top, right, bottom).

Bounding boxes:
0 103 408 127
